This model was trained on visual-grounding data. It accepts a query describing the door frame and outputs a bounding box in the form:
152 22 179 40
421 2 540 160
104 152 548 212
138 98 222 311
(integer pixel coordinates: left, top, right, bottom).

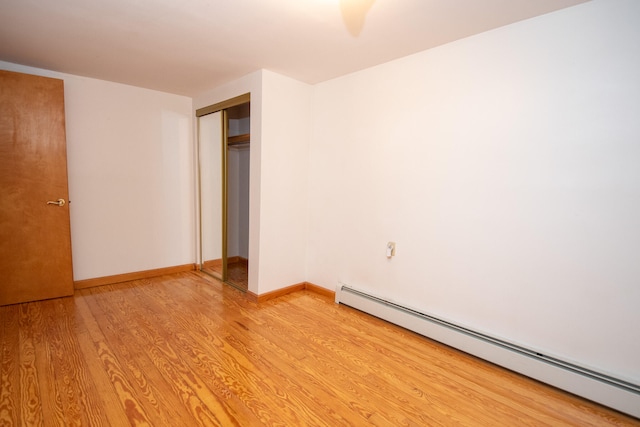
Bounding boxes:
196 93 250 288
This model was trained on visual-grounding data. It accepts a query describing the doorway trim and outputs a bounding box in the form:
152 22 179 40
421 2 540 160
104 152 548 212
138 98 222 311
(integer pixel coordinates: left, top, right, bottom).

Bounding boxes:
196 93 250 118
196 93 250 289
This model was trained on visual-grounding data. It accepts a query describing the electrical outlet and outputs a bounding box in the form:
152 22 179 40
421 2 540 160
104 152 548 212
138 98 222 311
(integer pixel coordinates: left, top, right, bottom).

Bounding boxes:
386 242 396 257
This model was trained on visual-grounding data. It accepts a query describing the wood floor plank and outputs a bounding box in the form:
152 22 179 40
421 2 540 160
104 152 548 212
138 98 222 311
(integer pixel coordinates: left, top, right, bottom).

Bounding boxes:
138 275 374 425
75 293 155 426
298 291 637 426
256 295 479 426
144 276 348 425
283 294 540 424
82 286 223 426
0 304 20 425
50 298 112 426
127 281 275 425
86 283 241 426
295 290 628 426
1 271 638 426
177 273 390 425
17 304 44 426
210 290 476 426
136 275 364 426
28 301 68 426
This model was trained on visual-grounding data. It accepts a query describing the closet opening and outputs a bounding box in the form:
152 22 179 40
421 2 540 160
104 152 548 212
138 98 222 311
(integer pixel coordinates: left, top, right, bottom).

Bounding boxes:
196 94 250 291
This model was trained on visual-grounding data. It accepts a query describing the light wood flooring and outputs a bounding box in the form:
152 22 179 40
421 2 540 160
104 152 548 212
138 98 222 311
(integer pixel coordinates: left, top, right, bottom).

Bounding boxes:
1 271 638 426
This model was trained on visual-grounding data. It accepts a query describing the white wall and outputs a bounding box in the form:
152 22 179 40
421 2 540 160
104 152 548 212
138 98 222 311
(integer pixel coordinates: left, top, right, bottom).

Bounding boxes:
259 70 312 293
0 61 194 281
308 0 640 385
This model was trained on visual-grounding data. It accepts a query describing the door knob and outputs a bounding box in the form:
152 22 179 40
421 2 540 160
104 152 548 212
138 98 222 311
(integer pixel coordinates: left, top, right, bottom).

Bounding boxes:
47 198 66 207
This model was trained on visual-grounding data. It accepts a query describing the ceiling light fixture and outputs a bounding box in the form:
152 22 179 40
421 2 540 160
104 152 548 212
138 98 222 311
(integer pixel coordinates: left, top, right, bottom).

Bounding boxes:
339 0 375 37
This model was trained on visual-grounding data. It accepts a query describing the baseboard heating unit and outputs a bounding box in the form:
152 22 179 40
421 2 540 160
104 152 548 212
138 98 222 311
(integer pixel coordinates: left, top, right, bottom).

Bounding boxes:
335 285 640 419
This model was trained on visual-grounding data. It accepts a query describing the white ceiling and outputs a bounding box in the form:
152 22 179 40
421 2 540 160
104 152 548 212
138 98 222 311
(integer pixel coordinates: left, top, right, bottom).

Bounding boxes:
0 0 588 96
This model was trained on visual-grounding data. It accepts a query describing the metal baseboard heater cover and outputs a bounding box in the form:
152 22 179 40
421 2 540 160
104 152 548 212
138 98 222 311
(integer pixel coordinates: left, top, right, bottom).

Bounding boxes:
335 285 640 419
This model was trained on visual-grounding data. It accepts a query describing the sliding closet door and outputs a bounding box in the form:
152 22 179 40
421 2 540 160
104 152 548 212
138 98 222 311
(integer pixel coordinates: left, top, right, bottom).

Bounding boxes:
197 93 250 289
198 111 224 278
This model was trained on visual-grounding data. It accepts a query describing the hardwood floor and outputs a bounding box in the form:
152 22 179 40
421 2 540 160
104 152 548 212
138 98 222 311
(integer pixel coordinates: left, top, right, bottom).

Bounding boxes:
202 258 248 291
1 271 638 426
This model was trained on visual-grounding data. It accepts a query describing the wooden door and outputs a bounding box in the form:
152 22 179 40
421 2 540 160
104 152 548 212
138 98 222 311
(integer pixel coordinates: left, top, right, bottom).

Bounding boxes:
0 70 74 305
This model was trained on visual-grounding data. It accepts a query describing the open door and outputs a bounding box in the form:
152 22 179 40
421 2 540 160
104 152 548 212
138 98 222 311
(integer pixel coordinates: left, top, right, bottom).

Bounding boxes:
0 70 74 305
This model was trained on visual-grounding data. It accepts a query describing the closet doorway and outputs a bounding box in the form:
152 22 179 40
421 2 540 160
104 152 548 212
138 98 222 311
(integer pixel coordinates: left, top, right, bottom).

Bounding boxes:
197 94 250 291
